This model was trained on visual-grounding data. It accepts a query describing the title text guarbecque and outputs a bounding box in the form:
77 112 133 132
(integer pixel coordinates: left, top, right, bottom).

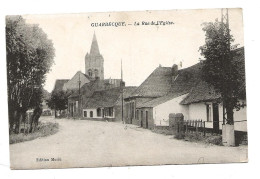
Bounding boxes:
91 21 174 27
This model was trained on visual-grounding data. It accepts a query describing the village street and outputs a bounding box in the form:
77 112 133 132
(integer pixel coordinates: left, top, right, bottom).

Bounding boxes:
10 116 247 169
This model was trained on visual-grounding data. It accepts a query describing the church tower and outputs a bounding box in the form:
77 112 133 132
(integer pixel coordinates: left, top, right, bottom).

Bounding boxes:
85 33 104 80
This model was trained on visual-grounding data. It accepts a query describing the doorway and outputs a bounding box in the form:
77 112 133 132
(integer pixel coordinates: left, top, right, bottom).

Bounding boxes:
212 103 219 133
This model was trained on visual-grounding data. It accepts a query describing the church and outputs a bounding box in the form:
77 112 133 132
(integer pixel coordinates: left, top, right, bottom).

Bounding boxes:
65 33 136 120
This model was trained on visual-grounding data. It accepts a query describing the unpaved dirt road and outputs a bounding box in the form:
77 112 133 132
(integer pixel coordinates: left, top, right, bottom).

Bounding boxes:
10 116 247 169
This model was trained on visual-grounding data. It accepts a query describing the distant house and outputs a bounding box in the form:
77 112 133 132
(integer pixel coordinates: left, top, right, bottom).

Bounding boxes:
127 47 247 133
82 86 136 121
67 78 124 118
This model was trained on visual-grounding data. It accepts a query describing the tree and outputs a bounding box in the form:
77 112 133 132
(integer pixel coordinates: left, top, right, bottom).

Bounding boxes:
6 16 55 133
47 90 69 118
199 20 245 125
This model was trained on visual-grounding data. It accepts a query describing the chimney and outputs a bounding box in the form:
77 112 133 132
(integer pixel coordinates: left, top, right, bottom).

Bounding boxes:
172 64 178 82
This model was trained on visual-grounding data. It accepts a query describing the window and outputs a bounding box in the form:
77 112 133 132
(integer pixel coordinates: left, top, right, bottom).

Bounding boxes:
206 104 212 122
97 108 101 117
108 107 114 117
90 111 93 118
83 111 87 117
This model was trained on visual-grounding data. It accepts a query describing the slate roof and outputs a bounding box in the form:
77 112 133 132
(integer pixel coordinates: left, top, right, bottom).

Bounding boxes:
53 79 69 92
128 67 173 98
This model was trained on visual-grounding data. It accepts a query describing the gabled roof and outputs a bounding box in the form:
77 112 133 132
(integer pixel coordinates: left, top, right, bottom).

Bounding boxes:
63 71 93 91
129 67 173 98
53 79 69 92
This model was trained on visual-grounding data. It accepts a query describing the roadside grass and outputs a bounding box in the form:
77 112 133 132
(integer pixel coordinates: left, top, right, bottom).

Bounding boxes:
152 127 222 146
9 122 59 144
181 132 222 146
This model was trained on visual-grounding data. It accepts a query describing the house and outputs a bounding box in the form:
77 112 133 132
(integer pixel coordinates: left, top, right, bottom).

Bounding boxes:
82 86 136 121
124 65 175 125
135 62 202 129
128 47 247 134
67 78 123 118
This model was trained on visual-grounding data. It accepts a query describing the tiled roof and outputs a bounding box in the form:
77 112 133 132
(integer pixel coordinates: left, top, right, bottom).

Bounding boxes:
129 67 173 98
53 79 69 92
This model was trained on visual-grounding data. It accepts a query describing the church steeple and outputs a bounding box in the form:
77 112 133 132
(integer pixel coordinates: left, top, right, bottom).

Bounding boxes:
85 32 104 80
90 32 100 55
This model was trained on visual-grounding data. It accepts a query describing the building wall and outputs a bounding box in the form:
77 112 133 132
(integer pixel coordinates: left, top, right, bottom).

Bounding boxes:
188 101 247 132
136 107 154 129
124 97 154 125
188 103 213 128
153 94 189 126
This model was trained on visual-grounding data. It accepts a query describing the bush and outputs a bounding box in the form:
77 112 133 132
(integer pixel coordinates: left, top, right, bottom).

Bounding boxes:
9 122 59 144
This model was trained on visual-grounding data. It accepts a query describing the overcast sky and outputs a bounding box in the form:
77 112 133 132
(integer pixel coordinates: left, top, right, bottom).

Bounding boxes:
24 8 244 92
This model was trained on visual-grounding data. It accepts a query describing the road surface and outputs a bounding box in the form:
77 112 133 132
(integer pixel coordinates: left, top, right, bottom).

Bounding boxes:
10 116 248 169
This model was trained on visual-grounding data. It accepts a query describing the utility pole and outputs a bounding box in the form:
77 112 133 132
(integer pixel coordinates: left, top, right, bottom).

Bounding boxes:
221 8 231 125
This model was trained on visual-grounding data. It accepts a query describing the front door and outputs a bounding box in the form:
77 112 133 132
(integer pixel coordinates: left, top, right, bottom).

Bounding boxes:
212 103 219 133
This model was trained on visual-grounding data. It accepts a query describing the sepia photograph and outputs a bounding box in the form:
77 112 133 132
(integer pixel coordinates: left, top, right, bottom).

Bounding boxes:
5 8 248 170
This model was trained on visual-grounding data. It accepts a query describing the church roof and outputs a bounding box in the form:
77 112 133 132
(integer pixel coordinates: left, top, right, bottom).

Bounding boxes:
89 33 100 56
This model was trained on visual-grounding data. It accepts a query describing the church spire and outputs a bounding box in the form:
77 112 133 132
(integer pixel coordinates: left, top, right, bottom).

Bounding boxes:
90 32 100 55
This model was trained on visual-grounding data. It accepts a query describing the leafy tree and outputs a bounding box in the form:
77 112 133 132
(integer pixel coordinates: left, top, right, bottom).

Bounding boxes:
199 20 245 125
6 16 55 133
47 90 69 118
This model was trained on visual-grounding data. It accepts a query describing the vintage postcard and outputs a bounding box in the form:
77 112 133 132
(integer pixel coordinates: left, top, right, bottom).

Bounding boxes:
6 8 247 169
